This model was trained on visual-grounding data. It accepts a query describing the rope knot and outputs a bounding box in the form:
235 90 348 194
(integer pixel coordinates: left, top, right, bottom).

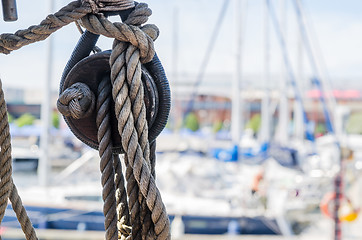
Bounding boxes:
82 0 135 13
82 0 103 13
80 2 159 63
57 82 95 119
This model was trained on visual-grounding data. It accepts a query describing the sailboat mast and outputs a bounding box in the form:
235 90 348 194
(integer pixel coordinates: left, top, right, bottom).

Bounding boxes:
231 0 246 149
294 0 304 141
172 3 180 129
260 0 271 143
39 0 54 186
292 0 336 134
277 0 289 144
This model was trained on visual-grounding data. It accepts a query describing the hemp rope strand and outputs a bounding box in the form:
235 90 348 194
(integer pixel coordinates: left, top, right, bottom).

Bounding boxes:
0 1 90 54
110 41 170 240
96 77 118 240
0 85 12 224
79 4 166 238
0 1 158 64
58 79 138 239
74 4 169 237
115 7 154 238
0 80 37 240
113 154 131 239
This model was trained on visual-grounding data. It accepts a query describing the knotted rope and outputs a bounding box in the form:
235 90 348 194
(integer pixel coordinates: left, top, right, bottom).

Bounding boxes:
57 82 95 119
83 0 134 13
1 1 170 240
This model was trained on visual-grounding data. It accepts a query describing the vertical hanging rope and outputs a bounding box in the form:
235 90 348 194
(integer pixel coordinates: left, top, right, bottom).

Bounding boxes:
0 80 37 240
113 154 131 239
8 183 37 240
110 38 170 240
0 79 12 224
78 3 170 238
149 141 156 178
110 40 154 239
96 77 118 240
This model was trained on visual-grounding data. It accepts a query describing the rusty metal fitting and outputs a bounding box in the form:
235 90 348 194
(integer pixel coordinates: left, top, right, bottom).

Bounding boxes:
1 0 18 21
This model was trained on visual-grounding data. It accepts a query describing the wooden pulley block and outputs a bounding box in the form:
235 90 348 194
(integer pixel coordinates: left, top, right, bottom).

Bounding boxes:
60 50 159 153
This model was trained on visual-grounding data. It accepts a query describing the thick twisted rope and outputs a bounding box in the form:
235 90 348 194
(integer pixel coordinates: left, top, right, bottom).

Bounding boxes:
79 4 167 238
0 1 159 60
58 80 146 240
124 152 142 240
95 77 119 240
0 80 37 240
114 8 154 238
109 35 170 240
113 154 131 239
115 42 154 239
1 1 170 239
149 141 156 178
0 82 12 224
73 3 169 237
0 1 91 54
9 183 37 240
83 0 134 12
80 14 158 63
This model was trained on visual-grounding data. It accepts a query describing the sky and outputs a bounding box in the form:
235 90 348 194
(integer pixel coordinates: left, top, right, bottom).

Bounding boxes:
0 0 362 91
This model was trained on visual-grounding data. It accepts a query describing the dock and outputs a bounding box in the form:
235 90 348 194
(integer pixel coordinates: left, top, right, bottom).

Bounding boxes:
2 204 362 240
2 220 362 240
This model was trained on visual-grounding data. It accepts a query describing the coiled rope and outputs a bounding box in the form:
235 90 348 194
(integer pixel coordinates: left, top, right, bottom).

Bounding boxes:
0 1 170 240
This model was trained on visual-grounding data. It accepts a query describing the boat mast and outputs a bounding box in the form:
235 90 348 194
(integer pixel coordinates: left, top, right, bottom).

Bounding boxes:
292 0 336 135
172 2 180 129
38 0 54 187
184 0 230 116
260 0 271 144
267 0 309 141
276 0 289 144
231 0 246 149
293 0 304 141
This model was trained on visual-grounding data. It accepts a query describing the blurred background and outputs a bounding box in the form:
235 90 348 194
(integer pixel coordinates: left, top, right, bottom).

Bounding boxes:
1 0 362 239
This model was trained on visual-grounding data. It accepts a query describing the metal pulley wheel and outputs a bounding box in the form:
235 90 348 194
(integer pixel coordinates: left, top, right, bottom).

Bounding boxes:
59 32 170 153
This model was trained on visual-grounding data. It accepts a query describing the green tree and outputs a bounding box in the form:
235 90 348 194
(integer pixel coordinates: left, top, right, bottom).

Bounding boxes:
245 114 261 133
7 113 14 123
315 123 326 135
184 112 199 132
15 113 35 127
212 120 223 133
52 112 60 129
346 112 362 134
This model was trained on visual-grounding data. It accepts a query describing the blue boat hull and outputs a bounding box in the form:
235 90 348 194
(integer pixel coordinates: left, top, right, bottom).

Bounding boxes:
3 205 280 235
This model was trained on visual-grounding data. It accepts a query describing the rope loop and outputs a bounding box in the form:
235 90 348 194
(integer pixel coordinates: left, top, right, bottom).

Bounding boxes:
80 3 159 63
57 82 95 119
82 0 102 13
82 0 135 13
124 3 151 26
